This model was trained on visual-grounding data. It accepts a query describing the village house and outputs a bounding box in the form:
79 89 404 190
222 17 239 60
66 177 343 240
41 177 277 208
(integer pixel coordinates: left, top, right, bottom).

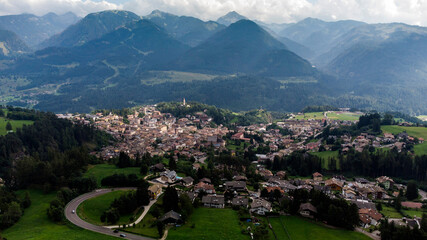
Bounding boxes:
202 195 225 208
158 169 177 184
181 176 194 187
250 199 272 215
325 178 344 191
232 197 249 208
224 181 247 192
359 208 382 228
299 203 317 219
159 210 182 225
312 172 323 181
231 132 251 142
148 184 162 199
376 176 394 189
194 181 216 194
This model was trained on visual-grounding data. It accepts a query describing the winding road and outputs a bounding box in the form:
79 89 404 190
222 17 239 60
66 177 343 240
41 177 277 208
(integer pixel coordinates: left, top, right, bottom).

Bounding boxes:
65 188 156 240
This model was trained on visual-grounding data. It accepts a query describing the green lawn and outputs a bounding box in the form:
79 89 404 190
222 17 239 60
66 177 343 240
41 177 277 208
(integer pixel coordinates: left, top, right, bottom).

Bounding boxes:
381 125 427 155
84 164 142 186
226 139 249 152
311 151 340 170
2 190 117 240
269 216 370 240
77 190 139 226
380 206 403 218
166 208 248 240
0 117 33 135
402 209 427 218
327 112 362 121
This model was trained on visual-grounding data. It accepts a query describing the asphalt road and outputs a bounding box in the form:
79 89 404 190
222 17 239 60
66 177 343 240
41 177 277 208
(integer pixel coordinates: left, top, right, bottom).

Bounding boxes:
65 188 154 240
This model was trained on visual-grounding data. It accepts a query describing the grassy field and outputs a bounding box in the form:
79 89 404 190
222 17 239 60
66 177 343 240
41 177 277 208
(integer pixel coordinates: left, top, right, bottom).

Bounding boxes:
381 125 427 155
327 112 362 121
295 112 325 120
77 190 138 226
0 117 33 135
166 208 247 240
380 206 403 218
83 164 142 186
311 151 340 170
2 190 117 240
268 216 371 240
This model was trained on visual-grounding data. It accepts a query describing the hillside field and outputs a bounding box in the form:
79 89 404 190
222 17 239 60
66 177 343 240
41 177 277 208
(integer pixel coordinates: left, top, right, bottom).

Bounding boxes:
0 117 33 135
83 164 142 186
1 190 117 240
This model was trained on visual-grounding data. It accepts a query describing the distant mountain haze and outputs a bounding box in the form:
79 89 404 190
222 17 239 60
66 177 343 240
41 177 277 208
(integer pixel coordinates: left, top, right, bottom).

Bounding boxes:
0 12 80 47
0 30 30 58
217 11 248 26
171 19 316 77
144 10 225 47
38 10 140 49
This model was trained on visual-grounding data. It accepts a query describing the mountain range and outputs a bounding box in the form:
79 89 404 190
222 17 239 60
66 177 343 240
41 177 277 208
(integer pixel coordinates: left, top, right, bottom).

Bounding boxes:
0 12 80 47
1 10 427 115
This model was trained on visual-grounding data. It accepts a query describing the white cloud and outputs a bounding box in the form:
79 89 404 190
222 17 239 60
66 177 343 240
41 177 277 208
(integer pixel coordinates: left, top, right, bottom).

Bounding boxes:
0 0 122 17
2 0 427 26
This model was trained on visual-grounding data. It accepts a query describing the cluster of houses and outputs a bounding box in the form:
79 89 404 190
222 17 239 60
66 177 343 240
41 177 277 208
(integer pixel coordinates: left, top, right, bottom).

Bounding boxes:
339 132 424 153
59 105 229 160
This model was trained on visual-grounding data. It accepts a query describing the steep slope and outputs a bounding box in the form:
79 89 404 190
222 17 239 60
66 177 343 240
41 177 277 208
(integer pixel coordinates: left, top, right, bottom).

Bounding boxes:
11 19 189 83
0 30 30 58
38 10 140 49
172 20 316 77
0 12 80 47
279 18 366 61
144 10 225 47
217 11 248 26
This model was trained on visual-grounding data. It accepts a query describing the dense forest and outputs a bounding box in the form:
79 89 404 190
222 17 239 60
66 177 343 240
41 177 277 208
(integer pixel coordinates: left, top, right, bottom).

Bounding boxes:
0 106 113 228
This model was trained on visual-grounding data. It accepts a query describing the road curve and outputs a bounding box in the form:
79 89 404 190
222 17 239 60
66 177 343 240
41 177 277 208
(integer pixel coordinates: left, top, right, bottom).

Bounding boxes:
65 188 154 240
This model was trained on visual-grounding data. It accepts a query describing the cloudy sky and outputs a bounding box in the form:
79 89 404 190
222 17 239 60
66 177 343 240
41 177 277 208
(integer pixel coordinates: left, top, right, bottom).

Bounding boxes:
1 0 427 26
